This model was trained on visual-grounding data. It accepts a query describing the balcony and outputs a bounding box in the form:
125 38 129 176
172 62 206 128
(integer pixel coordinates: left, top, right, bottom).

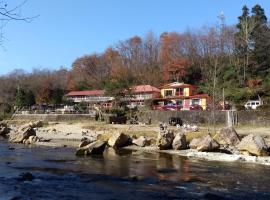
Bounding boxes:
68 96 114 103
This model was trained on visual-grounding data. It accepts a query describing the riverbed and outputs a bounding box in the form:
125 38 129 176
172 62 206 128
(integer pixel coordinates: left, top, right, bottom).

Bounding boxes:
0 141 270 200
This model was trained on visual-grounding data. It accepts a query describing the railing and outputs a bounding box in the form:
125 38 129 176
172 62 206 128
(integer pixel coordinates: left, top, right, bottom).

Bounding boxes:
68 96 114 102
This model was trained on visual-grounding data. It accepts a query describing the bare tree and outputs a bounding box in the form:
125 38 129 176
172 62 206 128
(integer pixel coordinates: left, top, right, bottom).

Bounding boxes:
0 0 38 44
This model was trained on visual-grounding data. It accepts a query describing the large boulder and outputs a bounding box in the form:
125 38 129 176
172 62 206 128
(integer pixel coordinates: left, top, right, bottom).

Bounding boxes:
79 137 94 148
9 125 36 143
156 130 174 150
190 135 219 152
76 140 107 156
237 134 268 156
23 136 40 145
108 132 130 148
172 133 187 150
189 138 201 149
213 127 240 146
132 136 147 147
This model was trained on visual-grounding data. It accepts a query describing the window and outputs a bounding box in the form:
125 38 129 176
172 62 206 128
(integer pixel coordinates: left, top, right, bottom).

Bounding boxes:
176 100 183 105
176 88 183 95
164 90 173 96
192 99 200 105
251 102 255 105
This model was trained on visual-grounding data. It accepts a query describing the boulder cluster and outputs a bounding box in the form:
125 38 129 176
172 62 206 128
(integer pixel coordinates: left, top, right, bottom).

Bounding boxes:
2 120 269 158
1 121 43 145
152 125 269 157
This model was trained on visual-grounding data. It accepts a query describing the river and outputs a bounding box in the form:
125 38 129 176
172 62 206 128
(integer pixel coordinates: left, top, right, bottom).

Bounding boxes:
0 141 270 200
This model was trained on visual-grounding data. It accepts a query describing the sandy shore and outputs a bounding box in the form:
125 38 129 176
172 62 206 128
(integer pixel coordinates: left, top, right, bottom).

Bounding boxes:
9 121 270 166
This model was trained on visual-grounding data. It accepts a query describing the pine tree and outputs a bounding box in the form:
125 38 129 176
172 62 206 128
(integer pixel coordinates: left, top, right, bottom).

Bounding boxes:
250 4 270 78
15 87 26 109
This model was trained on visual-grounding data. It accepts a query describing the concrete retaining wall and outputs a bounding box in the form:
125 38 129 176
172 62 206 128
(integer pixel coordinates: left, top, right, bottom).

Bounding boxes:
12 110 270 126
138 110 227 125
12 114 95 122
236 110 270 126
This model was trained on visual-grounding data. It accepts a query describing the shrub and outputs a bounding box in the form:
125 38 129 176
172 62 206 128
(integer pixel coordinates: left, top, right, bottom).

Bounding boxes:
257 104 270 111
110 107 126 117
235 104 246 111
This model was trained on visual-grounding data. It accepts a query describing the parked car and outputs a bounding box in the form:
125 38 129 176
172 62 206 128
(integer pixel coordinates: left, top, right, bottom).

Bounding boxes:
169 117 183 126
244 100 262 110
189 104 203 110
163 104 182 111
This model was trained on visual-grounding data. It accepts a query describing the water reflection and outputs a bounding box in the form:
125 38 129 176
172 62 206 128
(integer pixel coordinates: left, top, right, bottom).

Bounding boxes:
1 141 270 199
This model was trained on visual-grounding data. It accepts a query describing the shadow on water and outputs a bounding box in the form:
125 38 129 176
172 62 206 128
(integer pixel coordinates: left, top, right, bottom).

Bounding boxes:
1 141 270 199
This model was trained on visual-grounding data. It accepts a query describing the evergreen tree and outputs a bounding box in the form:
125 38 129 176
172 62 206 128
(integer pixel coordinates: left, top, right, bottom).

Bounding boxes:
15 87 26 109
250 4 270 78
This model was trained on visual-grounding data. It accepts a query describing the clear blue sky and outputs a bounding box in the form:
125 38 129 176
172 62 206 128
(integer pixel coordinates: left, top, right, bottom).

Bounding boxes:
0 0 269 75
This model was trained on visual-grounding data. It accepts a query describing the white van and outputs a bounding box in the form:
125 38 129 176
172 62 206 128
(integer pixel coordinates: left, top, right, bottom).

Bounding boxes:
244 100 261 110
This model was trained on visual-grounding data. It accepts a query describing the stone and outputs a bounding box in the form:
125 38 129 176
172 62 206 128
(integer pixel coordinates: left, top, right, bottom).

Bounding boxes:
196 135 220 152
237 134 268 156
76 140 107 156
9 125 36 143
0 126 10 137
29 121 43 128
156 130 174 150
17 172 35 181
189 138 201 149
132 136 147 147
79 137 94 148
214 127 240 146
172 133 187 150
108 132 129 148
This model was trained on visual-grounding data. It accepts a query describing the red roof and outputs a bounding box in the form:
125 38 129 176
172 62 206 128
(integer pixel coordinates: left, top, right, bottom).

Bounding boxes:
66 90 105 96
161 82 196 89
132 85 160 93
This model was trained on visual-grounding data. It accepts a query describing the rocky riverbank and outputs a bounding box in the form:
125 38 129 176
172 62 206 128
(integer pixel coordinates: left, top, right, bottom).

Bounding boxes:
2 120 270 166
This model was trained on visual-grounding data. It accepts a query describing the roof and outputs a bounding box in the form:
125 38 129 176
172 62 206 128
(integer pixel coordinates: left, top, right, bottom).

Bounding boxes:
132 85 160 93
66 90 105 96
161 82 196 89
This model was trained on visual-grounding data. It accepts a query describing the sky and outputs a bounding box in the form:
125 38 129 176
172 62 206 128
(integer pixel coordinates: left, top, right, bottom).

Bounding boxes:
0 0 270 75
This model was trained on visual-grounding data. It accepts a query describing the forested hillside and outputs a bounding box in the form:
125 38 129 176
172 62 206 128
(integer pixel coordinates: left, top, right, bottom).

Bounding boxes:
1 4 270 112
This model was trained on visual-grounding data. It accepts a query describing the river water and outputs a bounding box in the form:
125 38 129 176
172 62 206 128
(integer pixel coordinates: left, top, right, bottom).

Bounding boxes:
0 141 270 200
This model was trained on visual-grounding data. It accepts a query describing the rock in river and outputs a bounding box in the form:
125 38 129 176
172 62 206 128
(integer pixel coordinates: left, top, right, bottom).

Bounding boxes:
172 133 187 150
237 134 268 156
191 135 219 152
108 132 129 148
214 127 240 146
132 136 147 147
189 138 201 149
76 140 107 156
156 130 174 150
9 124 36 143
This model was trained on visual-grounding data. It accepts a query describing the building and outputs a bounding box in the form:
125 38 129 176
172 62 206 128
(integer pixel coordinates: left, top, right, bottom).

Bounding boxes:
126 85 161 108
153 82 211 110
65 90 113 109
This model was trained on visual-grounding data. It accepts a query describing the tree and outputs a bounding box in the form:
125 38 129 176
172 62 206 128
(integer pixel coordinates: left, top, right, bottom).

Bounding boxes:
0 1 38 44
235 6 256 83
250 4 270 78
160 32 189 82
15 87 26 109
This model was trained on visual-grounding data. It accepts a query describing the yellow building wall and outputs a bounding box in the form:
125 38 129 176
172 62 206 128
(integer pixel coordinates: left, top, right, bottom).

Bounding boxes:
161 89 175 97
201 98 206 110
183 88 189 96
